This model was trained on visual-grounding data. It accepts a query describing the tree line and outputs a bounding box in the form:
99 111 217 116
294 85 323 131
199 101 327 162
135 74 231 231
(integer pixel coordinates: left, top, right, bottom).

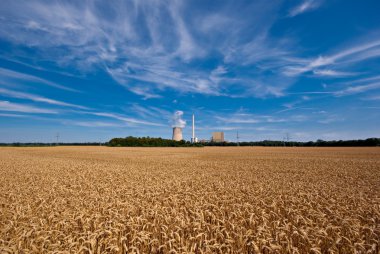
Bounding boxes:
205 138 380 147
108 137 380 147
0 137 378 147
107 136 203 147
0 142 105 147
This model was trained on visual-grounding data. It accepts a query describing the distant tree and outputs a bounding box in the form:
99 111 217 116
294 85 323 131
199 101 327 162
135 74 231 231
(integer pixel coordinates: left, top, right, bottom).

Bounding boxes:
200 138 380 147
107 136 203 147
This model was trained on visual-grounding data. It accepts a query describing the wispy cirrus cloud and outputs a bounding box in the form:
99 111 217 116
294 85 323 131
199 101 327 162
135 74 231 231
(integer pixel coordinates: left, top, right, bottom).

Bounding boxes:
0 100 57 114
206 107 353 135
0 1 378 100
0 0 300 98
128 104 172 121
214 112 287 125
288 80 380 98
312 69 357 77
215 115 261 124
334 82 380 96
288 0 323 17
61 120 124 128
318 114 344 124
106 63 221 99
275 107 316 114
283 39 380 77
89 112 165 127
362 94 380 101
0 67 79 92
348 75 380 84
0 113 30 118
0 88 87 109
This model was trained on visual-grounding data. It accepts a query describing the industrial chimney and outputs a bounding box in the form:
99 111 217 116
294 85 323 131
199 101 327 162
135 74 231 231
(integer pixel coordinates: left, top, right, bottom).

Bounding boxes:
191 114 197 143
172 127 183 141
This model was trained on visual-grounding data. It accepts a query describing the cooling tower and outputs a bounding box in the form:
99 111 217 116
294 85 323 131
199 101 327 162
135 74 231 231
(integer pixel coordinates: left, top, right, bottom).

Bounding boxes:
172 127 183 141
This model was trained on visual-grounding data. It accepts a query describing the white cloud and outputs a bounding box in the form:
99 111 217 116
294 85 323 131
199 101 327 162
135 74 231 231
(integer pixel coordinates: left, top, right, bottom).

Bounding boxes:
283 38 380 77
167 2 205 61
129 104 171 120
334 82 380 96
317 114 344 124
0 1 296 98
362 95 380 101
348 75 380 84
90 112 164 127
214 112 290 124
332 39 380 62
171 110 186 128
288 80 380 98
2 0 378 101
0 88 87 109
288 0 322 17
0 113 29 118
0 101 57 114
0 67 79 92
64 121 124 128
198 14 234 34
313 69 357 77
107 63 220 97
216 116 261 124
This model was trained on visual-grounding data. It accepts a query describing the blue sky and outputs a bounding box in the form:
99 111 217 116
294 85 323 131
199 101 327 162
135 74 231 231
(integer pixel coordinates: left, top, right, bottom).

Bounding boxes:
0 0 379 142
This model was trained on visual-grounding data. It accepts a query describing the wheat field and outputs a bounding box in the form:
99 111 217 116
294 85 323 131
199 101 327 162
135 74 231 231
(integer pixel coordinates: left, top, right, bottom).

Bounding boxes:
0 146 379 253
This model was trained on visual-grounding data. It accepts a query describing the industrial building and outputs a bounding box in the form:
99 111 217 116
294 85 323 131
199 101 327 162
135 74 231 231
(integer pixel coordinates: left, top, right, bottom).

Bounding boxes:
172 127 183 141
211 132 224 142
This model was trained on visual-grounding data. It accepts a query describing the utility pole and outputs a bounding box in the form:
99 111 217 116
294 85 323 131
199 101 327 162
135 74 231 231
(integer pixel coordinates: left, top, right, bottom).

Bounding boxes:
236 131 240 146
284 133 292 147
55 132 59 146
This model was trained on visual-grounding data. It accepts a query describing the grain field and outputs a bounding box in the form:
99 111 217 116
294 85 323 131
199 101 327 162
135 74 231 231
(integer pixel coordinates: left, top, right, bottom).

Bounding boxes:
0 147 379 253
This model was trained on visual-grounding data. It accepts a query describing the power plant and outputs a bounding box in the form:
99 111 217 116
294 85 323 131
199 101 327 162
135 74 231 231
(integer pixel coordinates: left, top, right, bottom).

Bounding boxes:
211 132 224 142
171 112 223 143
172 127 183 141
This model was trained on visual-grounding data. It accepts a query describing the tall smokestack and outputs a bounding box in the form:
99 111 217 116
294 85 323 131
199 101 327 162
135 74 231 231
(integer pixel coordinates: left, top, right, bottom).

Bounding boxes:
191 114 195 143
172 127 183 141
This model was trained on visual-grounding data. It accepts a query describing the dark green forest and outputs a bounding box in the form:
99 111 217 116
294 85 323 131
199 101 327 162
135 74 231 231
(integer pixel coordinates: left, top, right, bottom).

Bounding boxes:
107 136 203 147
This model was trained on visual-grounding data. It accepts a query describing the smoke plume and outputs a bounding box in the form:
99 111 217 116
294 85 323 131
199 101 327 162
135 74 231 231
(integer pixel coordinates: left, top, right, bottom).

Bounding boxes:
171 110 186 128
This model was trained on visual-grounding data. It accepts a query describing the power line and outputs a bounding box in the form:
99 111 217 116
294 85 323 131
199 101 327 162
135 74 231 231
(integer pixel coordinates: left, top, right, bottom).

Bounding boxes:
286 133 292 142
55 132 59 146
283 133 292 146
